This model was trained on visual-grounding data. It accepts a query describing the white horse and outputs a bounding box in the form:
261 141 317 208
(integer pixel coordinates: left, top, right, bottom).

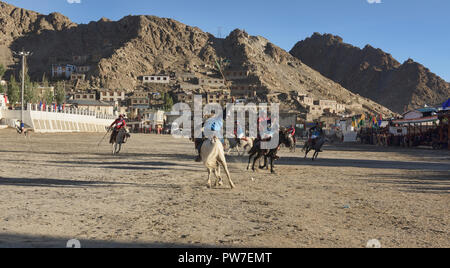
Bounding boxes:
224 137 254 156
112 128 129 155
200 136 235 189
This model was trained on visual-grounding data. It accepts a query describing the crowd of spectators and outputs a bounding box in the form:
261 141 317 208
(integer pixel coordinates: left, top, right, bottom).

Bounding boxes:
358 125 448 149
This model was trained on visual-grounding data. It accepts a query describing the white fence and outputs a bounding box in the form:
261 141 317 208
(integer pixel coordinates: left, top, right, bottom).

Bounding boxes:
1 104 116 133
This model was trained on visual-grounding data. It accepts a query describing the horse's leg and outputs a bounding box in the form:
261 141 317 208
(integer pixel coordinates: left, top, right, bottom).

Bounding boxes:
218 155 235 189
247 153 255 170
260 155 267 169
214 165 223 187
304 148 310 159
270 156 275 173
207 168 212 189
116 142 122 154
252 152 262 172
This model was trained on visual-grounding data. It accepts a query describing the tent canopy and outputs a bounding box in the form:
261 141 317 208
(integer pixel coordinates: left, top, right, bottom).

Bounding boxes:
443 98 450 109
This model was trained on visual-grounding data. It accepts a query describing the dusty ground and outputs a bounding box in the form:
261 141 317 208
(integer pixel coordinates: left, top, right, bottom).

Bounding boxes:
0 129 448 248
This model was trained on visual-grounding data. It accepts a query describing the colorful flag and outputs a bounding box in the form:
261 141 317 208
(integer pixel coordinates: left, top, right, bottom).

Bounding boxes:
378 114 383 127
359 114 366 127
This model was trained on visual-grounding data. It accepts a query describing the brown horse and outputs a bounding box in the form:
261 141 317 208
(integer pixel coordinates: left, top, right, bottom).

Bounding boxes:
247 129 292 173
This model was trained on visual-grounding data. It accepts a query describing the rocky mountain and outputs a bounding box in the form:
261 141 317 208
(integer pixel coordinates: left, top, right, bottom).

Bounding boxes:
290 33 450 113
0 1 393 116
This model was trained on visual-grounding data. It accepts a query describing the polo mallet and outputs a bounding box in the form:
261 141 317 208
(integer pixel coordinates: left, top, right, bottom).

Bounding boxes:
98 128 111 146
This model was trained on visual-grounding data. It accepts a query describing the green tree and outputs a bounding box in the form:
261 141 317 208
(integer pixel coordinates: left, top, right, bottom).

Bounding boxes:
23 72 38 104
54 81 66 105
7 75 20 105
24 81 38 104
43 88 54 104
163 92 173 111
41 73 49 87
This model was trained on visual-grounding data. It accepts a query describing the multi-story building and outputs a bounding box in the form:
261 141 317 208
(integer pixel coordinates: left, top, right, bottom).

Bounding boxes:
52 64 76 79
142 75 171 84
297 94 314 107
128 91 150 108
223 70 249 80
67 99 114 115
174 91 195 104
230 84 264 99
206 89 231 105
99 90 126 103
314 100 338 113
177 72 198 83
198 78 226 89
73 91 96 101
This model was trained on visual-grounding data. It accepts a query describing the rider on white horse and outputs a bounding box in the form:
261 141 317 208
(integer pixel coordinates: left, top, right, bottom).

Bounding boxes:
195 116 223 162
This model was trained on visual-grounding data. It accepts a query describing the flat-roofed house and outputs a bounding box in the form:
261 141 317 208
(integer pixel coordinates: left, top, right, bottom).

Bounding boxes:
67 99 114 115
128 91 150 108
224 70 249 80
73 91 96 101
52 64 76 79
99 90 126 103
142 75 170 84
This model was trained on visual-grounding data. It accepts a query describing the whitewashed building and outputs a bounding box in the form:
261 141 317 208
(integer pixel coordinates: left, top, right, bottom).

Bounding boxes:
99 90 126 103
142 75 170 84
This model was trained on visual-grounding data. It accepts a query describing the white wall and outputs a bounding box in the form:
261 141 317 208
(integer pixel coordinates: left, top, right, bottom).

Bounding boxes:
1 104 115 133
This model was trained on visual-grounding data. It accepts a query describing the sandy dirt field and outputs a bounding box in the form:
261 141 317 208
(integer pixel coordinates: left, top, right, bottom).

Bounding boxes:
0 129 448 248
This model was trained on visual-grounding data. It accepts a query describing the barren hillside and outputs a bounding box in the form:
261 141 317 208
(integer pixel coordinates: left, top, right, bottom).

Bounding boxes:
0 1 393 116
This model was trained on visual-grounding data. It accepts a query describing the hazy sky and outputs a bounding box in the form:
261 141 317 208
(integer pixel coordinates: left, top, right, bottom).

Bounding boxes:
3 0 450 81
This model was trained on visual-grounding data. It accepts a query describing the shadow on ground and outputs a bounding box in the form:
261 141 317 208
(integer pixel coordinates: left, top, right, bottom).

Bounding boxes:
0 233 220 248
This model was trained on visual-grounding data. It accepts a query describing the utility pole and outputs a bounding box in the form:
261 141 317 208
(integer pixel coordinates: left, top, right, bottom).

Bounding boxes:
14 50 32 123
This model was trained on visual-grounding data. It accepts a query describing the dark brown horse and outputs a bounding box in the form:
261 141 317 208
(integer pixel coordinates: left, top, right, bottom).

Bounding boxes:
247 129 292 173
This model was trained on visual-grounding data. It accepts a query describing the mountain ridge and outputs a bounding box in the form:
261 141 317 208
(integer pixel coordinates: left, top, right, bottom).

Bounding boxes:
290 32 450 113
0 1 393 116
